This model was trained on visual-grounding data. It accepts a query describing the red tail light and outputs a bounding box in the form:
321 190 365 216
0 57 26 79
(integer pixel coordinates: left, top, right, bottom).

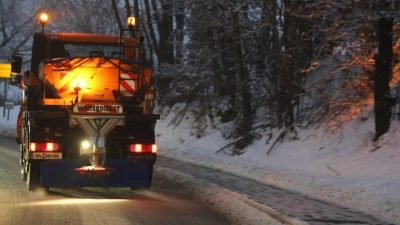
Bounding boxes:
127 144 157 153
30 142 61 152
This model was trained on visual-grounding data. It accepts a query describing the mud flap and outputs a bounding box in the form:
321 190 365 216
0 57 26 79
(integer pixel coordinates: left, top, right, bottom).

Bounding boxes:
40 159 151 188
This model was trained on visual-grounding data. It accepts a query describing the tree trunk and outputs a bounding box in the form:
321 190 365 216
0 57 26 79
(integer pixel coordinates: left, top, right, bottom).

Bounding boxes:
111 0 123 30
232 5 252 134
158 1 174 65
174 0 185 64
133 0 139 26
374 17 393 141
124 0 132 19
143 0 159 61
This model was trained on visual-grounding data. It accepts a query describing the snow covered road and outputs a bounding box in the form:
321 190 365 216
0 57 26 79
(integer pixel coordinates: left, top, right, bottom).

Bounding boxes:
157 155 394 225
0 136 230 225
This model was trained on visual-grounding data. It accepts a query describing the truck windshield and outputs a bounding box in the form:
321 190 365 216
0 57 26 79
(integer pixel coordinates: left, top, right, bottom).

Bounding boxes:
49 42 122 59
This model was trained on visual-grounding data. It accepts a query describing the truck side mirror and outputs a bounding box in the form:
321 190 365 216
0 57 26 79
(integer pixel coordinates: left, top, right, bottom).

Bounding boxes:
23 70 30 78
11 56 22 73
9 74 22 86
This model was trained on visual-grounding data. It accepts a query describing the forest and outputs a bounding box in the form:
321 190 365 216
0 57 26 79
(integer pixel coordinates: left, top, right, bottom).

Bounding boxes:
1 0 400 153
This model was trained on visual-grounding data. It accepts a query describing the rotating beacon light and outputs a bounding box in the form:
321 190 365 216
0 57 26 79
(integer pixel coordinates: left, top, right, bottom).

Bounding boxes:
72 79 87 103
40 13 48 34
127 16 135 27
125 16 141 58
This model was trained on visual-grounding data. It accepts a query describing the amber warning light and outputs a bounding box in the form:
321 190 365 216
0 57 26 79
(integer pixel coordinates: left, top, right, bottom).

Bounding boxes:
40 13 48 33
40 13 48 24
127 16 135 27
72 79 87 90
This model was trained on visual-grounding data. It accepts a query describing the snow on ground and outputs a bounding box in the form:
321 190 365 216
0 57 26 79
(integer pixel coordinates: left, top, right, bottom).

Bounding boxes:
0 107 19 138
154 103 400 224
156 167 307 225
1 104 399 224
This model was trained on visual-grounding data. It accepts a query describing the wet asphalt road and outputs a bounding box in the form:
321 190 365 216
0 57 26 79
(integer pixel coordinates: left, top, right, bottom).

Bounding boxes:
0 136 230 225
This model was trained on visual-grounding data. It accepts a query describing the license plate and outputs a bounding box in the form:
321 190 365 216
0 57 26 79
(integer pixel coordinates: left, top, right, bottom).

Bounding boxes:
32 152 62 159
127 154 156 161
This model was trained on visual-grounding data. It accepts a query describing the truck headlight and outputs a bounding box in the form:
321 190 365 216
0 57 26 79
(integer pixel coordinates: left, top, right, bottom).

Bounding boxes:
81 140 90 149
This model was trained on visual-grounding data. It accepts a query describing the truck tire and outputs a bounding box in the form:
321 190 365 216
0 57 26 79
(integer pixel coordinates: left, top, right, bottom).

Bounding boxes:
20 124 30 181
147 163 154 188
20 144 27 181
20 161 27 181
27 162 40 191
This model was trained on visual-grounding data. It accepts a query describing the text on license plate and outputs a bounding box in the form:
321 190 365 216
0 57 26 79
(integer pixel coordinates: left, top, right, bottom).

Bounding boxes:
32 153 62 159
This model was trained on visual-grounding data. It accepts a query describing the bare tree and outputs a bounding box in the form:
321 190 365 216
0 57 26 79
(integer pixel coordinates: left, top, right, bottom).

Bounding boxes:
39 0 399 151
374 17 393 141
47 0 117 34
0 0 46 60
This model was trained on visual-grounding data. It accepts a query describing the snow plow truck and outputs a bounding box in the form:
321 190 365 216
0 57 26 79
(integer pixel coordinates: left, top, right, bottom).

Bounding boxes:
9 14 159 191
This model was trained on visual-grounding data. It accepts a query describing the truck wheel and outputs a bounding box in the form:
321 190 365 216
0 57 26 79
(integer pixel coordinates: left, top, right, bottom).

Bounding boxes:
147 163 154 188
20 144 27 181
19 144 23 166
20 161 27 181
21 124 29 181
27 162 40 191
